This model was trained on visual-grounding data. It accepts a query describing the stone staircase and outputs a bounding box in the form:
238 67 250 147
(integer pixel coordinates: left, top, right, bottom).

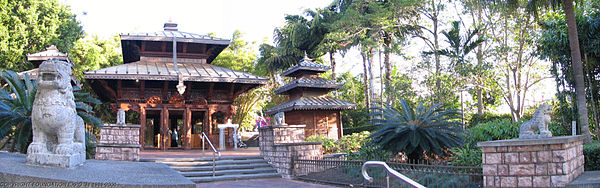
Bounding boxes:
142 155 280 183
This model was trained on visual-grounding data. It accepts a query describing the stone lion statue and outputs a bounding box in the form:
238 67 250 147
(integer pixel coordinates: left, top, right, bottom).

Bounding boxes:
519 103 553 139
27 58 85 167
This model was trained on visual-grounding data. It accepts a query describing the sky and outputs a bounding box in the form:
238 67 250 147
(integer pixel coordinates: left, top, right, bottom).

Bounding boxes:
62 0 331 45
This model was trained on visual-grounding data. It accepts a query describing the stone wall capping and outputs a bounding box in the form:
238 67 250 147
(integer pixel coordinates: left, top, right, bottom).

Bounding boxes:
477 135 584 147
274 142 322 146
96 143 142 148
103 124 142 128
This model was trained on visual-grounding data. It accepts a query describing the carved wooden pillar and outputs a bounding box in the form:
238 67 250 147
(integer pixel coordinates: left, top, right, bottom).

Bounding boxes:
139 105 146 148
161 106 169 151
183 107 192 149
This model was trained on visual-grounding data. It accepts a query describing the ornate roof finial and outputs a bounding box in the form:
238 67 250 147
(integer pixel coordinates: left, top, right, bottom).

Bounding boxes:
302 51 312 62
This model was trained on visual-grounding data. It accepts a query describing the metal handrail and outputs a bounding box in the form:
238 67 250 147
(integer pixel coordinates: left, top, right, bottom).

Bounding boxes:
362 161 425 188
201 132 221 177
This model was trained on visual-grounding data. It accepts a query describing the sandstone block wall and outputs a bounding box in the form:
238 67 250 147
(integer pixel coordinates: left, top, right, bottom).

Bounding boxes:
259 125 323 178
95 124 141 161
478 136 584 187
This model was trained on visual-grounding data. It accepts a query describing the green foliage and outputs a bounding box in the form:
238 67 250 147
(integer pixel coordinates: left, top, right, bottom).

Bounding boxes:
306 131 371 154
368 100 465 160
341 108 371 134
347 145 394 161
305 135 337 153
0 71 102 156
465 119 519 147
212 30 257 73
584 140 600 171
537 8 600 138
0 0 83 71
467 113 513 128
70 35 123 81
336 131 370 152
450 144 482 167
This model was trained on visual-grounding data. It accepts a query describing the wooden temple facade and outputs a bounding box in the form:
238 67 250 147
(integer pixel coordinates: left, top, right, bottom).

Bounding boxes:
84 23 267 150
265 57 356 139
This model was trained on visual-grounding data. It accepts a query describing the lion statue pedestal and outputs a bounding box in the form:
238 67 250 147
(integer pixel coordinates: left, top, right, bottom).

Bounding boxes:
26 58 85 168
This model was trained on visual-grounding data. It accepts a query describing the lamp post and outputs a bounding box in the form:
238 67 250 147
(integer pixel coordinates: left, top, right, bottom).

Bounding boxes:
457 84 475 128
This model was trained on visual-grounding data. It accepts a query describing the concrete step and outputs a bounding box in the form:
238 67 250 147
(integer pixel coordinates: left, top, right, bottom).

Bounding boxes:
171 163 272 172
162 159 266 167
180 167 276 177
190 173 280 183
567 171 600 188
140 155 262 162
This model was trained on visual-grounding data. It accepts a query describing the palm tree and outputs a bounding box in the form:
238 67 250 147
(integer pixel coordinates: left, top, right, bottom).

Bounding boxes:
0 70 102 154
368 100 465 161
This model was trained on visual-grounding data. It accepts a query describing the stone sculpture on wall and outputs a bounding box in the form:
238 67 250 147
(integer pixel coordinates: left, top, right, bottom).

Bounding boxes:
519 103 553 139
116 109 125 125
27 58 86 168
274 112 287 126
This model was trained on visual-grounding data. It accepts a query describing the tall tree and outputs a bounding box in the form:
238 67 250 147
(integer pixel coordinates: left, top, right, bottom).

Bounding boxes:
528 0 592 143
0 0 83 72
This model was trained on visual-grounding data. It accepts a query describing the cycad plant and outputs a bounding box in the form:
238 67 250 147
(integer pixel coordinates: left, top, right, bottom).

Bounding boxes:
368 100 465 161
0 70 102 155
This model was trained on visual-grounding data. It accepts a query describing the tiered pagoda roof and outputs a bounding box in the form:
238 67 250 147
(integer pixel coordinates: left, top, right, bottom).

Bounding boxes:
84 23 268 85
21 45 79 86
266 57 356 115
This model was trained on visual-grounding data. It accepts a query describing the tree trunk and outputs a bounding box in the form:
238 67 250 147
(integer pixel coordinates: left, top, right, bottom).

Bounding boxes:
362 52 371 108
563 0 592 144
330 51 336 80
384 35 392 104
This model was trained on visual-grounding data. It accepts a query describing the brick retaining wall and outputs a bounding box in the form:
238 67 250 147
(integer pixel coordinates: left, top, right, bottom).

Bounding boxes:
478 136 584 187
95 124 141 161
259 125 323 178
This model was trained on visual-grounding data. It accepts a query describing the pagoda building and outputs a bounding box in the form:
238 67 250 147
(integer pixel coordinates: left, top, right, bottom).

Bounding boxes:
266 57 356 139
20 45 79 87
84 23 268 150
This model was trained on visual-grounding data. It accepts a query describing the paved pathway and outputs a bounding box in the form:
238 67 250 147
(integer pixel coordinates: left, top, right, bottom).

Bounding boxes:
195 178 335 188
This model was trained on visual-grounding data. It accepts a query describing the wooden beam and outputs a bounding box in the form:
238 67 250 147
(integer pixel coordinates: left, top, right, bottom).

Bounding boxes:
140 80 145 100
233 85 252 98
208 83 214 101
98 80 117 100
183 43 188 53
117 80 122 99
161 42 166 52
229 84 235 101
141 41 146 51
162 81 168 101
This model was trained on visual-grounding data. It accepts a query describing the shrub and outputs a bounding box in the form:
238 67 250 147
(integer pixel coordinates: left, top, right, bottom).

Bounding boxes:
305 135 337 153
465 119 519 147
468 113 512 128
347 145 394 161
584 140 600 171
306 131 371 154
450 143 482 167
336 131 370 152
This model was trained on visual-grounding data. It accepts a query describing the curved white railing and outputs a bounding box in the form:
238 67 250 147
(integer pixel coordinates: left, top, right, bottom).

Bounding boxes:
201 132 221 177
362 161 425 188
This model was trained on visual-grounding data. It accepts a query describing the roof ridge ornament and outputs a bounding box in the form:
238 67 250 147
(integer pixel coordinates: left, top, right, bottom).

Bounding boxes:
164 22 178 31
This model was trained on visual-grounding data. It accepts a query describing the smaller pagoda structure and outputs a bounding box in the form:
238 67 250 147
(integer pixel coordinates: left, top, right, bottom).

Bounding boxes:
266 57 356 140
20 45 79 87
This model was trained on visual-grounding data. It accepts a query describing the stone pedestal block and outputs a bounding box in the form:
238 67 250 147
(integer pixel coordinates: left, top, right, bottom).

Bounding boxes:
26 153 85 168
478 136 585 187
95 124 141 161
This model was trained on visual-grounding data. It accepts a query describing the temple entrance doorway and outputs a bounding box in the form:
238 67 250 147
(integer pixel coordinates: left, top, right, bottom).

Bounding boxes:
143 110 161 149
190 110 207 148
168 110 184 149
